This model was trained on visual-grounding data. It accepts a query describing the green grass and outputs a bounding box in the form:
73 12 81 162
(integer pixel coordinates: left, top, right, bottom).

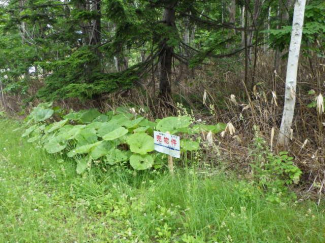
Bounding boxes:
0 119 324 242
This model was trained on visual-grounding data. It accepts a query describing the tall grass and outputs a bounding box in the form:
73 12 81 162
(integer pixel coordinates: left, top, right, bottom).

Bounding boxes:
0 119 324 242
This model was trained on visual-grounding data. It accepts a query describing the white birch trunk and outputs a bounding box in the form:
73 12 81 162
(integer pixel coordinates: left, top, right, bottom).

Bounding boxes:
278 0 306 146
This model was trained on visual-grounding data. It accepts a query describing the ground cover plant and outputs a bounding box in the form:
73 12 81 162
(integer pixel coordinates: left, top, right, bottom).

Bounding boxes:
21 103 226 174
21 104 304 203
1 118 325 242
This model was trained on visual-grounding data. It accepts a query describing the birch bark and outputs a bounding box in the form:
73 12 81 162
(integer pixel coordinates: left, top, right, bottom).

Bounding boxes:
278 0 307 146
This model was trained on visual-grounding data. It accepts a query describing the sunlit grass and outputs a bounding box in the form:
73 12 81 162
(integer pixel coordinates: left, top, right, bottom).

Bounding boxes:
0 119 324 242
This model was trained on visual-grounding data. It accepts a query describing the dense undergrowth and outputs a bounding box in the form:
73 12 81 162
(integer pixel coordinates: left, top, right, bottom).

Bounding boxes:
21 103 303 203
1 119 325 242
21 103 226 173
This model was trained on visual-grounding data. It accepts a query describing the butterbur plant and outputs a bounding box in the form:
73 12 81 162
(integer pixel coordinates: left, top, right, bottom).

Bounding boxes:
22 103 226 174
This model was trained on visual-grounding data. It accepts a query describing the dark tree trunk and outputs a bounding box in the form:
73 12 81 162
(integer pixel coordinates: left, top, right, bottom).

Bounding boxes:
77 0 101 66
90 0 101 71
159 6 176 102
90 0 101 47
76 0 102 77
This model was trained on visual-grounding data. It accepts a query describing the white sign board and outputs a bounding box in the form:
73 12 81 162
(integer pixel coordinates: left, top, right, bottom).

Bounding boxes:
154 131 180 158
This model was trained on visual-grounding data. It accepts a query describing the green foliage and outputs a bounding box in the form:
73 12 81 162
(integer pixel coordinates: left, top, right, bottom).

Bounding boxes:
249 126 302 203
27 102 54 122
76 156 90 174
36 46 140 100
130 154 154 170
44 136 67 154
127 133 154 154
22 104 225 174
269 0 325 53
181 139 200 151
103 127 128 141
156 116 192 133
0 0 323 105
105 148 129 165
2 119 325 242
306 90 325 112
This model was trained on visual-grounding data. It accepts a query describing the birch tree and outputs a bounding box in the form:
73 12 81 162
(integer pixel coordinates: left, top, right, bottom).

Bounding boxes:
278 0 306 146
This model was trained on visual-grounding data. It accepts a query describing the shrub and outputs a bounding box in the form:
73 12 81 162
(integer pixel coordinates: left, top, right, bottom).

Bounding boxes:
249 126 302 203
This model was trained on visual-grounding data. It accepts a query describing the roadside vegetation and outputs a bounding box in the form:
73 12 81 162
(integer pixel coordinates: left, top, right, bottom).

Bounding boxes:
0 0 325 241
1 119 324 242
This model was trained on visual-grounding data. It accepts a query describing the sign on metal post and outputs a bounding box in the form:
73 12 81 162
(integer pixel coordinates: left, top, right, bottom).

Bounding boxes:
154 131 180 158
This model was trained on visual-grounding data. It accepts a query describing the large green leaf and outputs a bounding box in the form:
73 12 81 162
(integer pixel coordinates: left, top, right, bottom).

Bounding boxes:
27 135 41 143
85 122 104 130
177 127 199 135
26 125 45 142
64 109 101 123
105 148 129 165
123 117 144 128
102 127 128 141
214 123 227 134
110 114 131 126
30 106 54 122
22 124 37 137
90 141 113 159
97 122 120 137
47 119 68 133
31 107 54 122
75 127 98 146
136 119 155 134
58 125 86 140
67 141 102 157
181 140 200 151
64 111 82 121
93 114 109 122
139 119 156 129
126 133 154 155
56 124 73 134
79 109 101 123
76 157 89 174
44 136 67 154
133 126 150 133
156 116 192 133
130 154 154 170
